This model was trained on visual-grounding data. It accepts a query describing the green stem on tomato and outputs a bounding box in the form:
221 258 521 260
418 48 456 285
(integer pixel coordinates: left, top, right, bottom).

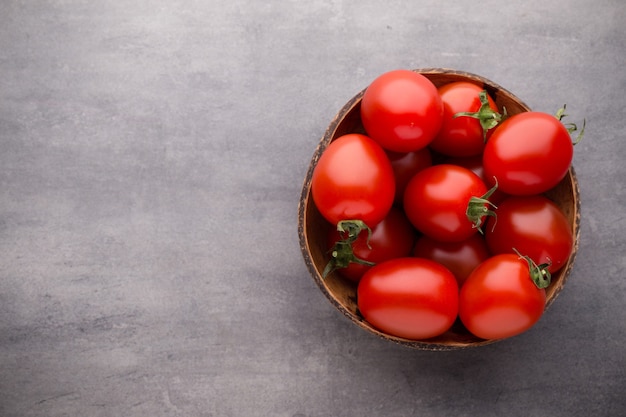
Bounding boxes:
453 90 507 142
466 179 499 234
513 248 552 289
322 220 375 278
555 104 586 145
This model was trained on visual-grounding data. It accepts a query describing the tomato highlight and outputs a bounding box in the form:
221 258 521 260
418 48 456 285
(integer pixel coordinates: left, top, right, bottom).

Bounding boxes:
403 164 496 242
430 83 503 157
361 70 443 152
459 253 547 340
483 111 575 195
311 133 395 227
358 258 459 340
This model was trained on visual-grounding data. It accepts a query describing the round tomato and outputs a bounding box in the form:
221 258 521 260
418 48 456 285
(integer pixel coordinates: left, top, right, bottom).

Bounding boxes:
326 207 416 282
358 257 458 340
403 164 495 242
429 82 500 157
311 133 395 227
360 70 443 153
446 155 509 205
484 195 573 273
459 253 548 340
413 234 490 286
483 111 574 195
386 147 432 205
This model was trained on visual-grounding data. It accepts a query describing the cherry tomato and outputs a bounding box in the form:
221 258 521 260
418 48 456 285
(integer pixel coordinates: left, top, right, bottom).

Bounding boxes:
326 207 416 282
429 82 500 157
360 70 443 153
311 133 395 227
459 253 547 340
483 111 574 195
358 257 458 340
403 164 494 242
484 195 573 273
446 155 509 205
386 147 432 205
413 234 490 286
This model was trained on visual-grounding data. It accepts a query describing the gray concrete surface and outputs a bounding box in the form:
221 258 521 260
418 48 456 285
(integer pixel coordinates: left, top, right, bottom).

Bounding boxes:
1 1 624 416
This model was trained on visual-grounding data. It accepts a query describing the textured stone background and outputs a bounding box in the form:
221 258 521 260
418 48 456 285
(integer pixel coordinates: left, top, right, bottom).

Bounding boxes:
1 1 624 416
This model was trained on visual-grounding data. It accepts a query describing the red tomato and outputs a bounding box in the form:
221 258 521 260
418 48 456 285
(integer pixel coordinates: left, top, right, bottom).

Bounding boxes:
358 257 459 340
484 195 573 273
446 155 509 205
483 111 574 195
429 82 500 157
360 70 443 152
327 207 416 282
403 164 494 242
311 133 395 227
413 234 490 286
386 147 432 205
459 253 547 340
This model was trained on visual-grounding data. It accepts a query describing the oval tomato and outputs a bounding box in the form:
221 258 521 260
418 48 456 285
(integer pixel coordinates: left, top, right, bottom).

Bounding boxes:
358 257 458 340
403 164 494 242
311 133 395 227
413 234 490 286
327 207 416 282
429 82 500 157
484 195 573 273
459 253 547 340
386 147 432 205
483 111 574 195
360 70 443 152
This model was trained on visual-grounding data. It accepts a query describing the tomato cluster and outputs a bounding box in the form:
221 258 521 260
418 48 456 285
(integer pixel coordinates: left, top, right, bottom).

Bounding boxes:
311 69 583 341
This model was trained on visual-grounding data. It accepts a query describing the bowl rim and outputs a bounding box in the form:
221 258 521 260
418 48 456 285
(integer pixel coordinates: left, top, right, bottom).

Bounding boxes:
298 68 581 350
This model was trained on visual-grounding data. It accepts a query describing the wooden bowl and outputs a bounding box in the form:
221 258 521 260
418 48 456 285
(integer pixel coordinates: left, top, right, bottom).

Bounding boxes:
298 68 580 350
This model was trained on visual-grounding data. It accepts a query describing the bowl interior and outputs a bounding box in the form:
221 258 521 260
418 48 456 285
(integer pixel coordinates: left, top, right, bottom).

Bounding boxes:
298 68 580 350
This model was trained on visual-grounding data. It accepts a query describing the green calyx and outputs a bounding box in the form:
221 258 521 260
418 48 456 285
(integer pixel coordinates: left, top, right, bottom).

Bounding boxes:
513 248 552 289
555 104 586 145
466 179 498 234
453 90 507 142
322 220 375 278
